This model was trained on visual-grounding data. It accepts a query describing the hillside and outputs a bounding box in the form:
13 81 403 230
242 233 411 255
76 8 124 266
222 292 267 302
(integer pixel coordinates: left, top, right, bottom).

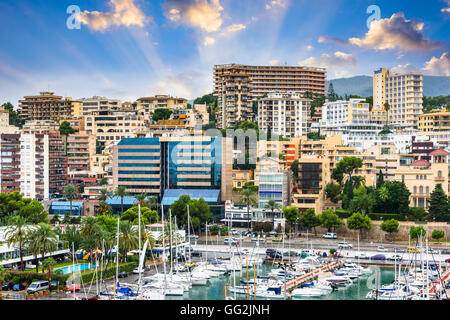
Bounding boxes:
327 75 450 97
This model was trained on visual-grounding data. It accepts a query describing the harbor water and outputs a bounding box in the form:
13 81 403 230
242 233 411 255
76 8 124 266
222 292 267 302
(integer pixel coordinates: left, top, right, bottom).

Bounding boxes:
166 263 396 300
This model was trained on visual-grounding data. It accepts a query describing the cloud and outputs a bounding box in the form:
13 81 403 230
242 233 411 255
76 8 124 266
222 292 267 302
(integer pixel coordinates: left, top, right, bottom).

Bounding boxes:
269 59 279 66
220 24 246 36
265 0 288 10
391 52 450 76
78 0 150 31
164 0 224 33
203 36 216 46
348 12 442 51
423 52 450 76
306 45 314 51
442 0 450 12
298 51 357 78
318 35 349 46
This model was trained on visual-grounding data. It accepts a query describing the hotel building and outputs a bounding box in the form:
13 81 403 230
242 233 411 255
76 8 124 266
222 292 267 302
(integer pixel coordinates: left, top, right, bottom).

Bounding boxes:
373 68 423 128
18 92 74 121
214 64 326 128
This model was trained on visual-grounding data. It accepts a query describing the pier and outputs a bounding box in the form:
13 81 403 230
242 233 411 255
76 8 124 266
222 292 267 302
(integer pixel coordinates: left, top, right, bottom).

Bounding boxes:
281 260 342 292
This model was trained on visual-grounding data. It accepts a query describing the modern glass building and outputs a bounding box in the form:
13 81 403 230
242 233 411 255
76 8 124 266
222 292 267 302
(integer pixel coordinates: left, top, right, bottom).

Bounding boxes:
113 136 232 203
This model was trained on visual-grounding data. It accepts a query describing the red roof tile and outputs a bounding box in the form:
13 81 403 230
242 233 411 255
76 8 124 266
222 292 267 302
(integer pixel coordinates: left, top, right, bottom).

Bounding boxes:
409 159 431 167
429 148 450 156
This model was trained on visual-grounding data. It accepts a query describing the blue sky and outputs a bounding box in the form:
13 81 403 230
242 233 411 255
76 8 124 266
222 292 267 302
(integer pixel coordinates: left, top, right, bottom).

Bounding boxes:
0 0 449 106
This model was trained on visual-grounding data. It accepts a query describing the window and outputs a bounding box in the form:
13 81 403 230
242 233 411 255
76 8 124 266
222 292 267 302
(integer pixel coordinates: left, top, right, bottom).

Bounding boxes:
438 170 442 178
419 186 423 194
414 186 417 194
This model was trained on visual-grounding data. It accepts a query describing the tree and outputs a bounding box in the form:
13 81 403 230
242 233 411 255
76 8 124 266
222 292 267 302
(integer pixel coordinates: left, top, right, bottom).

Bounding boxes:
60 226 83 253
373 181 411 214
352 176 365 189
347 212 372 239
27 229 42 272
121 206 158 225
81 216 101 238
42 257 57 285
17 200 48 224
63 184 79 217
239 188 257 231
96 201 112 216
381 219 399 240
5 215 29 270
96 188 109 201
431 229 445 242
170 195 212 232
114 186 129 217
349 186 375 214
0 265 6 300
290 160 299 181
95 215 118 233
135 193 148 207
50 214 60 224
34 223 57 269
325 182 342 203
299 208 321 236
408 207 428 221
282 206 299 230
383 102 390 125
331 157 363 185
410 226 426 240
100 177 108 186
152 108 172 122
376 170 385 189
59 121 76 136
327 82 339 102
2 102 26 128
119 221 139 262
264 200 282 225
342 178 354 210
319 209 343 233
428 184 449 220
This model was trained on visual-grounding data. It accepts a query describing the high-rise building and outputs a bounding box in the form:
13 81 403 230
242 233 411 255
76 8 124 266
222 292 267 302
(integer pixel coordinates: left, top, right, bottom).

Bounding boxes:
373 68 423 128
18 92 74 121
112 136 233 202
0 134 21 194
214 64 326 128
258 92 310 138
67 131 96 172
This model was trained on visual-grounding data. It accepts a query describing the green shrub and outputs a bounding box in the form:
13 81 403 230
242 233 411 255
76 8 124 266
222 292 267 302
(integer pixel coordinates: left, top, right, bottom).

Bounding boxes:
335 209 351 218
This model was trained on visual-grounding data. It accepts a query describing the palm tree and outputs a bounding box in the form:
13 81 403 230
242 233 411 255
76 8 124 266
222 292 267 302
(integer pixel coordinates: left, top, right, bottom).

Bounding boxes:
96 201 112 216
28 229 42 272
96 188 109 201
80 216 100 238
34 223 57 269
239 188 257 231
114 186 129 217
0 266 6 300
5 215 29 271
352 176 366 189
264 200 282 225
119 221 139 262
147 195 160 215
63 184 79 217
383 101 390 126
135 193 148 207
41 257 57 286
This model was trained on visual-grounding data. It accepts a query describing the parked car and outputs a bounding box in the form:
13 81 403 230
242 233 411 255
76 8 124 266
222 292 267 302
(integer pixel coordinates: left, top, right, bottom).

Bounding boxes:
268 251 283 259
188 234 199 239
445 258 450 263
407 246 420 253
371 254 386 260
250 232 258 238
26 280 48 293
440 249 450 255
2 282 14 291
377 246 389 252
283 251 299 257
394 247 406 253
268 231 278 237
224 238 239 245
118 271 128 278
272 237 282 242
354 252 368 259
338 242 353 249
388 254 402 261
322 232 337 239
266 248 277 255
191 251 202 257
132 267 150 274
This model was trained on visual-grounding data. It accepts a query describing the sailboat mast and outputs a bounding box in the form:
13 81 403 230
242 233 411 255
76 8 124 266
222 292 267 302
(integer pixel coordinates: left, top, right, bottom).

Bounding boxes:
169 209 173 276
162 206 167 295
138 203 142 295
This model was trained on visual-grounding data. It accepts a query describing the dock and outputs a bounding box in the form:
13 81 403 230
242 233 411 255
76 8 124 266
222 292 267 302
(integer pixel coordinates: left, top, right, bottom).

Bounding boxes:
281 260 342 292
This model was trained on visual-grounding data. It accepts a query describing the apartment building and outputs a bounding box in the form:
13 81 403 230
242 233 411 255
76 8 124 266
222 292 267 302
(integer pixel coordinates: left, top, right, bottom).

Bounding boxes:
0 106 19 134
79 96 122 116
18 92 74 121
257 170 291 209
19 134 49 200
373 68 423 128
20 121 67 197
258 92 310 138
0 134 21 194
394 148 449 208
321 98 387 150
418 107 450 138
214 64 326 128
112 136 233 202
136 95 187 115
67 131 96 172
231 169 253 189
291 157 330 214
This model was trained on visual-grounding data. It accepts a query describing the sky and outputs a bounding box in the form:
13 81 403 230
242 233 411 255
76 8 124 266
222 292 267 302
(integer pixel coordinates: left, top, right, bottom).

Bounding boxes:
0 0 449 106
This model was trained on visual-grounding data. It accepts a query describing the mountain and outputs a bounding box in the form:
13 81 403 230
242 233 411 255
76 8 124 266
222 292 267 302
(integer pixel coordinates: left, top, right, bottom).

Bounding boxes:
327 75 450 98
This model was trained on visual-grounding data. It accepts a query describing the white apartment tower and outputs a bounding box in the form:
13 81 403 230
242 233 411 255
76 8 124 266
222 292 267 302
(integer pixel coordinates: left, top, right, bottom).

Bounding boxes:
258 92 310 138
